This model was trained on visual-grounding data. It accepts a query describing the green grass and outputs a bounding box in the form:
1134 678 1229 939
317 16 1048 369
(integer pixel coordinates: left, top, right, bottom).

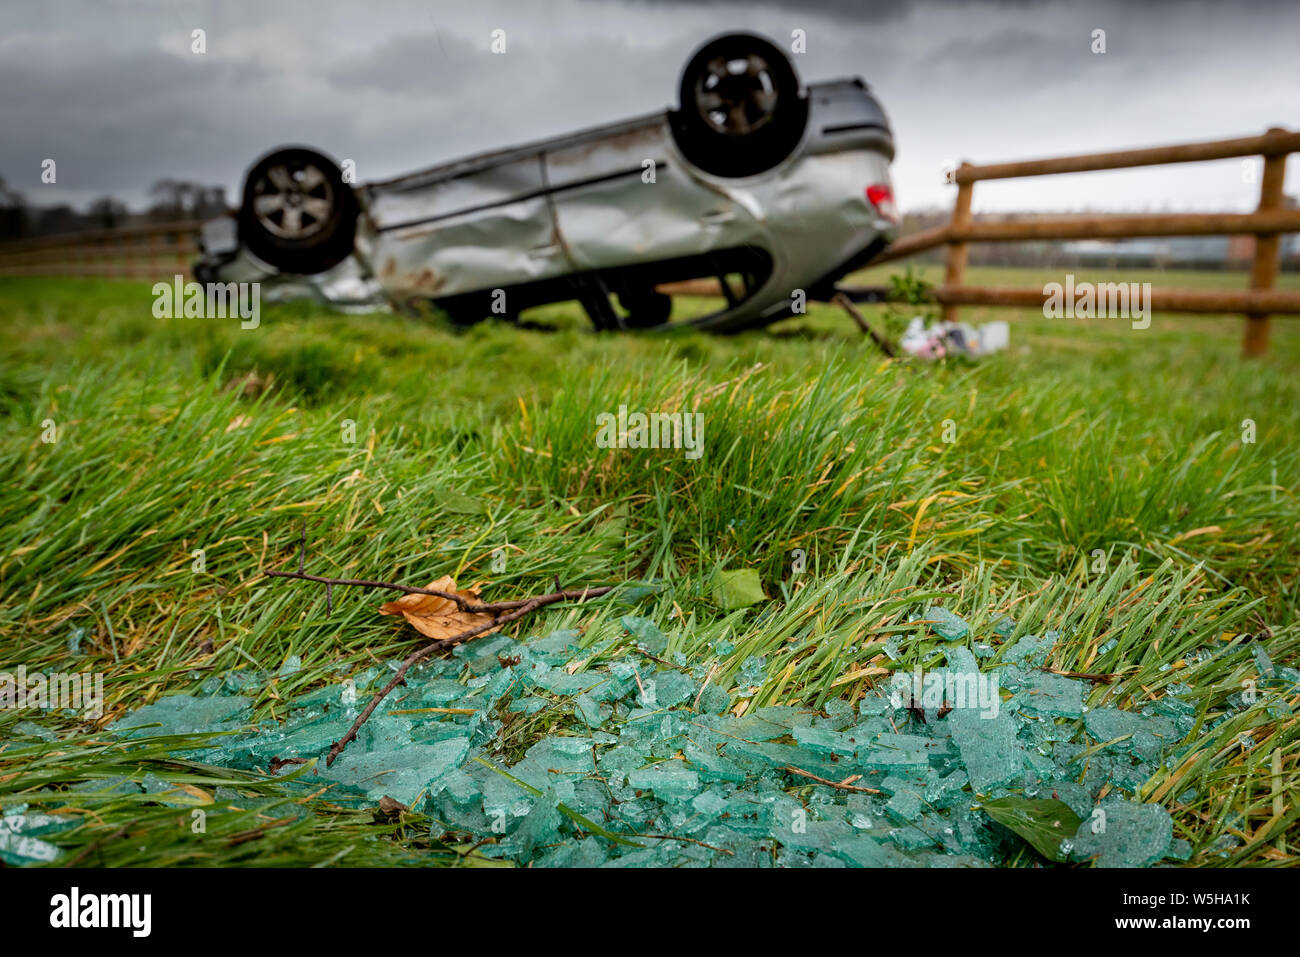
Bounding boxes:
0 266 1297 866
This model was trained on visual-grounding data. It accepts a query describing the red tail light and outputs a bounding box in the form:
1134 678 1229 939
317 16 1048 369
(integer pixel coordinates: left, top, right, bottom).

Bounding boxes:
866 184 898 222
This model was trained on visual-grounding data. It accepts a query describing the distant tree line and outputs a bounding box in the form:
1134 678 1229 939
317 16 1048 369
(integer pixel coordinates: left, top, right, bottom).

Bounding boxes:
0 176 228 241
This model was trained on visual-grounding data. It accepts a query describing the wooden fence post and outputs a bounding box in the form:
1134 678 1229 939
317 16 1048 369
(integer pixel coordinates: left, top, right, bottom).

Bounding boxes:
1244 128 1288 357
944 164 974 325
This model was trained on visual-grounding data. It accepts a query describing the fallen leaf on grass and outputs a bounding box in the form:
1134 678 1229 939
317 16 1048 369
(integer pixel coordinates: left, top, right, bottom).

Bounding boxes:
372 795 410 822
712 568 766 610
981 796 1081 863
378 575 500 641
433 487 485 515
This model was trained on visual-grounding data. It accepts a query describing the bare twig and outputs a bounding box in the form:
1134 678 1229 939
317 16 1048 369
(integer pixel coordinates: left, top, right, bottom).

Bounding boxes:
324 587 612 765
266 522 546 613
783 765 883 795
635 833 735 856
262 533 615 766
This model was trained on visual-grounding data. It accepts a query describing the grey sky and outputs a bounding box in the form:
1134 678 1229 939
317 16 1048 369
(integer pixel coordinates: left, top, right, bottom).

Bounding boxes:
3 0 1296 215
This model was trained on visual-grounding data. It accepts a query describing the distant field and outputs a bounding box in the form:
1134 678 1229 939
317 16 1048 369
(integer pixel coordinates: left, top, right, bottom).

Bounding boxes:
1 267 1296 866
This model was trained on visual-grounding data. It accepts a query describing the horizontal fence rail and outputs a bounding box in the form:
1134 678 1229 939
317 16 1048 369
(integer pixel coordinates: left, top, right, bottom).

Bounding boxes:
921 286 1300 314
949 209 1300 242
941 127 1296 357
0 220 204 280
951 129 1300 184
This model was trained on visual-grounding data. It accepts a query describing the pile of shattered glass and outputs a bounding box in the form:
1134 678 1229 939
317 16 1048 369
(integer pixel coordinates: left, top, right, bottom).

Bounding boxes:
14 610 1292 868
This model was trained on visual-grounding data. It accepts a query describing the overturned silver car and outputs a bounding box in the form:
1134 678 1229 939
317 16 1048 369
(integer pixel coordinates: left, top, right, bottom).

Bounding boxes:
195 33 897 332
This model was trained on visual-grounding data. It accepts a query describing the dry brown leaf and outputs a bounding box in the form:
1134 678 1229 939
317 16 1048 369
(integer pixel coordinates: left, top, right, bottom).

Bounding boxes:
378 575 500 641
373 795 410 822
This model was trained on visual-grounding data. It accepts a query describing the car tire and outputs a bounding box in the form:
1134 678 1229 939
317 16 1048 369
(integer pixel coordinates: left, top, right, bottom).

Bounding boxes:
671 33 807 178
238 147 358 275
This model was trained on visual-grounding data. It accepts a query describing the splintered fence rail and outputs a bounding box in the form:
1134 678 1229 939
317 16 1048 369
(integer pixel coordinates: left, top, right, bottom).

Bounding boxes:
0 219 203 280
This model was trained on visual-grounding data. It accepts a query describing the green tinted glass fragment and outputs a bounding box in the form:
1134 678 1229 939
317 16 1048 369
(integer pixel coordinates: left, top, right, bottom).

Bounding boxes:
1084 709 1178 762
882 777 925 822
620 616 669 654
574 693 608 728
320 735 471 805
1066 798 1173 868
856 733 944 770
109 694 252 737
1010 671 1084 718
919 606 969 641
528 629 584 663
696 682 731 714
646 670 696 709
682 744 747 783
1003 632 1056 667
13 721 57 741
947 707 1024 792
0 827 61 865
793 725 857 756
627 764 700 803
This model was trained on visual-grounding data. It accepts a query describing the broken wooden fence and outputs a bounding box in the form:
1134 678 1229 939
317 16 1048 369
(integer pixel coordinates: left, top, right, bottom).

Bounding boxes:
674 127 1300 357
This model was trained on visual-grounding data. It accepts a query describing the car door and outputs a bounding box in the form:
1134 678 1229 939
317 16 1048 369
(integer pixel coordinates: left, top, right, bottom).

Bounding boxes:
543 116 760 275
363 153 568 300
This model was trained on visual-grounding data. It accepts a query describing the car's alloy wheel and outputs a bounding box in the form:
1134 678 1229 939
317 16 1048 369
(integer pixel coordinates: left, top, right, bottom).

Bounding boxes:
252 161 336 241
671 33 807 178
694 53 780 137
238 147 358 275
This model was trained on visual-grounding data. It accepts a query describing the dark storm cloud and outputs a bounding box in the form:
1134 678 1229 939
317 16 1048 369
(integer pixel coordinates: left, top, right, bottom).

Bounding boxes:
0 46 272 193
1 0 1295 214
